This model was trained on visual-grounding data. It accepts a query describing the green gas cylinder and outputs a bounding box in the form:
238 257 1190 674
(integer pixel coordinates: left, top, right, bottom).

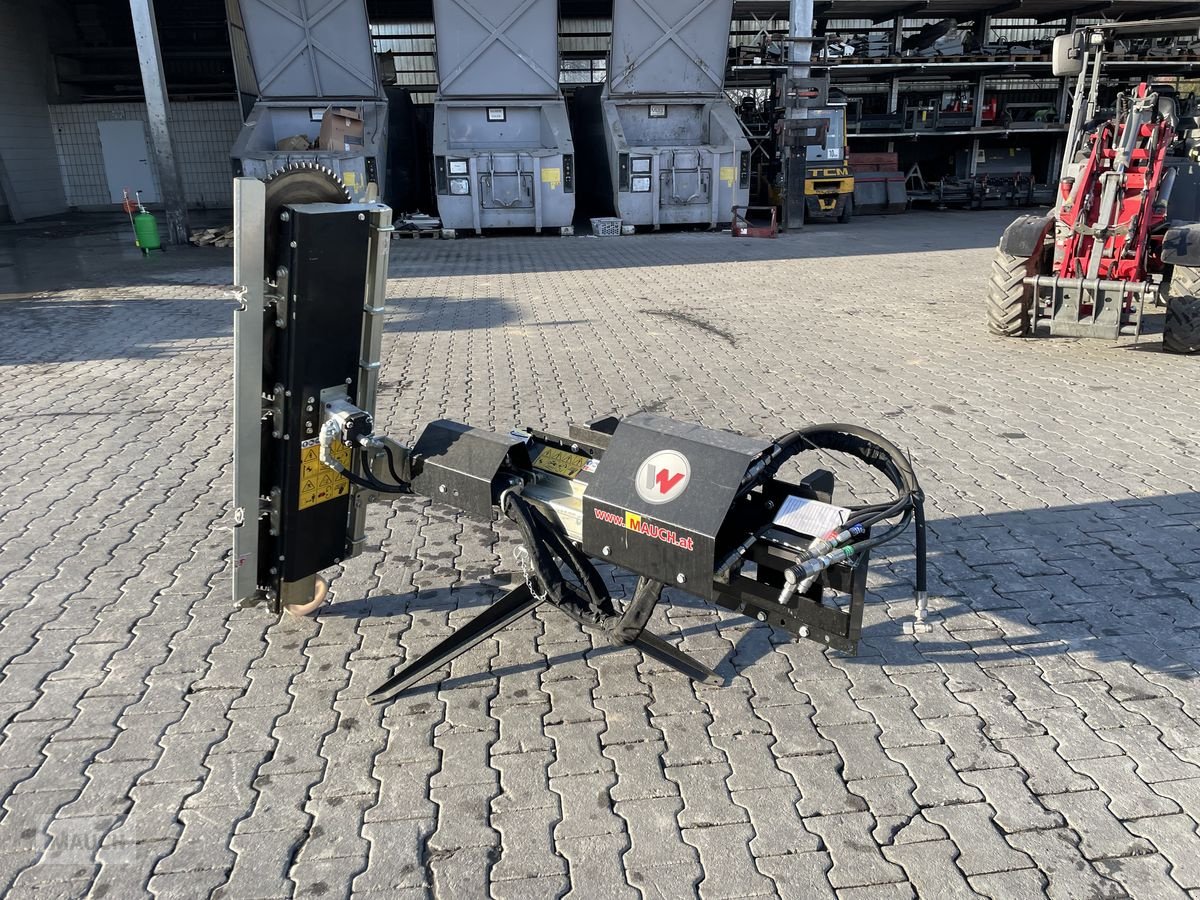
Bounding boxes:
133 211 162 252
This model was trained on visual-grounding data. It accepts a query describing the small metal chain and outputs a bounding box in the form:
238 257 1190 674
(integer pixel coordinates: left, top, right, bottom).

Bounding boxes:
513 545 549 603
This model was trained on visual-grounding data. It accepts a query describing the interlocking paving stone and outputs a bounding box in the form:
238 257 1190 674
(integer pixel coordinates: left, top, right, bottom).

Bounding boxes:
754 701 836 758
885 744 984 808
757 851 836 900
1152 778 1200 821
967 867 1050 900
556 833 636 900
1024 706 1124 762
922 802 1035 875
4 213 1200 896
1004 828 1126 900
667 762 746 829
1071 756 1183 821
1097 726 1200 784
625 862 703 900
1123 698 1200 752
959 768 1066 834
1126 814 1200 889
891 671 977 720
779 754 868 818
854 695 941 750
1040 790 1156 861
731 785 822 856
834 883 915 900
846 774 919 824
683 822 775 898
1095 853 1192 900
883 839 986 899
994 735 1096 795
921 715 1018 772
805 812 907 890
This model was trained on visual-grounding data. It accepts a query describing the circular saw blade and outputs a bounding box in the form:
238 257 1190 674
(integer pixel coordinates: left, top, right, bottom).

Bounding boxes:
262 162 352 267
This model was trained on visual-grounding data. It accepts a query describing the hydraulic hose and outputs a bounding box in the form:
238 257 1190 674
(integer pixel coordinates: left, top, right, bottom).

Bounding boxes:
731 424 927 610
501 492 616 627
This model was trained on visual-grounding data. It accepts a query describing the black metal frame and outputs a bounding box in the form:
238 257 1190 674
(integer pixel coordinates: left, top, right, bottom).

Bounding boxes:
243 200 921 706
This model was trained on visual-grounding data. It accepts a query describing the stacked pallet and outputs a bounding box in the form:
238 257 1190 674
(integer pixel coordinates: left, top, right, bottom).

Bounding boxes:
189 226 234 248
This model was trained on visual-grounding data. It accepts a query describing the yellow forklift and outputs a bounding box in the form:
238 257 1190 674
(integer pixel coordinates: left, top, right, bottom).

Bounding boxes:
772 69 854 225
800 99 854 223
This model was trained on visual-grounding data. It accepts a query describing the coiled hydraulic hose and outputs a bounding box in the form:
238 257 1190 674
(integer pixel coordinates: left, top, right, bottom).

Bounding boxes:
729 424 927 614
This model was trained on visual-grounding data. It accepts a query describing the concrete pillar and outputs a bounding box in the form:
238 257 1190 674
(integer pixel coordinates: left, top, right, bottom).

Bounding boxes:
129 0 189 244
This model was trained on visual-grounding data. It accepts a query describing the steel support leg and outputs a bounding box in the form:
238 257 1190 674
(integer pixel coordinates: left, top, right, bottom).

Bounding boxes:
632 631 722 685
367 585 726 706
368 583 543 704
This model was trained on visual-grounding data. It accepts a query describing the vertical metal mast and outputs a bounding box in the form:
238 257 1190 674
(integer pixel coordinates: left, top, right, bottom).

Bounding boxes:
129 0 190 244
783 0 814 229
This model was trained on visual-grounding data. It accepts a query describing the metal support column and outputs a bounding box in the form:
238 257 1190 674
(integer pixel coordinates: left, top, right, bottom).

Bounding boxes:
972 74 987 129
888 77 901 115
783 0 814 231
0 155 22 224
971 14 990 129
129 0 189 245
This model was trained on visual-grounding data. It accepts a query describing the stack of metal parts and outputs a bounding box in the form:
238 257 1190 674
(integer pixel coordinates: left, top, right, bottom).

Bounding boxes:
848 153 907 215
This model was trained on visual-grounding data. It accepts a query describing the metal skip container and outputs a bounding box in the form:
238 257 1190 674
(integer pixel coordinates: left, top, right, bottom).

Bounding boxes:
226 0 388 200
602 0 749 229
431 0 575 234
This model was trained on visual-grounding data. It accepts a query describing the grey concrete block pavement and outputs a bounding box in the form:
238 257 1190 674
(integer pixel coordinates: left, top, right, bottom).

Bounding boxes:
2 210 1200 897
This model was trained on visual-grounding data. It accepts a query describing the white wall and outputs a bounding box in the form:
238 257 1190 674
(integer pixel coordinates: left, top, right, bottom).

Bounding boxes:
51 102 243 210
0 1 69 220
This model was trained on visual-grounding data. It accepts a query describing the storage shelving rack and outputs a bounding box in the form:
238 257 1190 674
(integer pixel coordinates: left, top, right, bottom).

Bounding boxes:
726 0 1200 198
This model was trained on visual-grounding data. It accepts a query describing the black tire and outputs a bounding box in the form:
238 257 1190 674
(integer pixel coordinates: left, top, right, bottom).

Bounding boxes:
985 247 1038 337
838 196 854 224
1164 265 1200 355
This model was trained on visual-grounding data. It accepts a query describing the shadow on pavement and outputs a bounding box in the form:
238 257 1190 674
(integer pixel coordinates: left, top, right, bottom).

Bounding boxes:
324 491 1200 692
386 208 1024 280
0 294 584 364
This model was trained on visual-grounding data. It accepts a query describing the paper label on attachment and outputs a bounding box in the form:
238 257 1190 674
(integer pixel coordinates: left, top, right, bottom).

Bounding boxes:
773 496 849 538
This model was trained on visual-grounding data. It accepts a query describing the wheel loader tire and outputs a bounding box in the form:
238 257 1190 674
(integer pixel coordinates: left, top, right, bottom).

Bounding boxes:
1164 265 1200 355
986 247 1037 337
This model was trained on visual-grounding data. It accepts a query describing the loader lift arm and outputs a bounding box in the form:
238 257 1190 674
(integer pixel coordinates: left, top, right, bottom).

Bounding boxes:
986 16 1200 351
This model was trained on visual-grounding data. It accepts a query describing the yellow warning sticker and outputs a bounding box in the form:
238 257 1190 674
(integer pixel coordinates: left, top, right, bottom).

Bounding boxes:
343 170 357 186
720 166 736 187
532 446 588 479
541 167 561 190
297 439 352 510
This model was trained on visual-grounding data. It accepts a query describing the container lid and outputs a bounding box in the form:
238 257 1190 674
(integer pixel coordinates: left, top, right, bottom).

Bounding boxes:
227 0 382 100
608 0 733 96
433 0 560 98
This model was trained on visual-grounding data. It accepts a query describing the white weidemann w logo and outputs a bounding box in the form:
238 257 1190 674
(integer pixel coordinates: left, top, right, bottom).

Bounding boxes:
634 450 691 504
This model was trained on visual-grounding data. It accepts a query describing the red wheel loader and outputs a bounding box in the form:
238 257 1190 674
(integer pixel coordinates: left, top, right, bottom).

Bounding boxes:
986 17 1200 354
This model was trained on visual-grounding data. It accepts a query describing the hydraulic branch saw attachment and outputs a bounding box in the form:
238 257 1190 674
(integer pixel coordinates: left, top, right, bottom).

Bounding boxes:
231 174 929 707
